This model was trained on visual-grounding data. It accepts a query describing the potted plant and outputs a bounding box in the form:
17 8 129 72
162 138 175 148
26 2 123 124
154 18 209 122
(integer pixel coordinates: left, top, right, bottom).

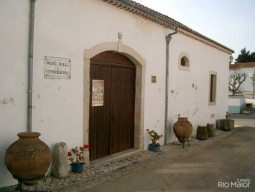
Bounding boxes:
146 129 163 152
67 144 89 173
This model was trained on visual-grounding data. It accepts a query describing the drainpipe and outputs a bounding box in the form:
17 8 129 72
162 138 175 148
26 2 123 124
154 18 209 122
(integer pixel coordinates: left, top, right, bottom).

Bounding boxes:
28 0 36 132
164 27 178 144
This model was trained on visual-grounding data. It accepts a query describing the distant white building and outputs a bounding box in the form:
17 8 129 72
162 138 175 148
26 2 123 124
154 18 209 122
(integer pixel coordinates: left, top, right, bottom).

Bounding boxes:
229 62 255 92
0 0 233 188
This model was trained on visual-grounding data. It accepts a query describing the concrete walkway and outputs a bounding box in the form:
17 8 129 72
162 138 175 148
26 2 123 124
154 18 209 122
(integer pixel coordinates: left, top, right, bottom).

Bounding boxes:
0 112 253 191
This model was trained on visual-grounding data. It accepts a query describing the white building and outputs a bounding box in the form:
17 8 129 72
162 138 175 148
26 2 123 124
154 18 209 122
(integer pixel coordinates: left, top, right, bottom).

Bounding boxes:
229 62 255 92
0 0 233 188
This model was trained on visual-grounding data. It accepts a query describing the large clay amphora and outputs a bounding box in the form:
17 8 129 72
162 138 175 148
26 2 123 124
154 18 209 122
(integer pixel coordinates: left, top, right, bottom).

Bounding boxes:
173 117 193 143
5 132 52 181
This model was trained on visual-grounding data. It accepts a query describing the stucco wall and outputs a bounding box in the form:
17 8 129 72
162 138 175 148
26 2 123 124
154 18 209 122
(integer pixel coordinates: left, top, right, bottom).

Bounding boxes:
228 96 246 113
167 33 229 142
0 0 30 187
0 0 230 187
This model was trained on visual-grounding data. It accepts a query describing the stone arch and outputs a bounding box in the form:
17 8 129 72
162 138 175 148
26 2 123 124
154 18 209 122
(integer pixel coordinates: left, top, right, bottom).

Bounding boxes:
178 52 191 71
83 41 145 157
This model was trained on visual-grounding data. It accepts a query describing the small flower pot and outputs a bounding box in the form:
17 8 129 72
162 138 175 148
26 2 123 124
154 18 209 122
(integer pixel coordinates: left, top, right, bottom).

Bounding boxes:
148 144 160 152
71 163 85 173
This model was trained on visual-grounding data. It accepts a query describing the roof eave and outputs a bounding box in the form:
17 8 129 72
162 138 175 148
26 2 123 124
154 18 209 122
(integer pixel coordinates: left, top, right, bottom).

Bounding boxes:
103 0 234 54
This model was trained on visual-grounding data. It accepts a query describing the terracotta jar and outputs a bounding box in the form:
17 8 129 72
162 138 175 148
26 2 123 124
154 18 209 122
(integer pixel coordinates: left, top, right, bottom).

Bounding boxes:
5 132 52 181
173 117 193 143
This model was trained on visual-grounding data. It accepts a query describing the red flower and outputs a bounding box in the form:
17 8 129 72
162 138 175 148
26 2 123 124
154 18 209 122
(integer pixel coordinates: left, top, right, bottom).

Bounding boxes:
67 152 72 157
146 129 149 131
84 144 90 149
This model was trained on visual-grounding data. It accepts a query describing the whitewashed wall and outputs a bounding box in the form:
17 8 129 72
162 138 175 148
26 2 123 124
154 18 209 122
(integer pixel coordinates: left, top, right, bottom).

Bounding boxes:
167 33 229 142
230 68 255 92
0 0 30 187
0 0 230 188
228 96 246 113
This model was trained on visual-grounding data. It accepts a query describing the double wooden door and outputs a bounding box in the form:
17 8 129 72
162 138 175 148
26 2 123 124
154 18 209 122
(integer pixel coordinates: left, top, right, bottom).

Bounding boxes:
89 51 136 161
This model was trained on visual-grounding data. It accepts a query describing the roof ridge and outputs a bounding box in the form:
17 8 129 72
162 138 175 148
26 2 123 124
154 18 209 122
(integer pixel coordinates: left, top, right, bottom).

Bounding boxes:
103 0 234 54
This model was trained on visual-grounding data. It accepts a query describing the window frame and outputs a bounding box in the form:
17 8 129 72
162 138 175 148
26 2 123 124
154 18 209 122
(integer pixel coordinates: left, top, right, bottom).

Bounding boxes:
178 52 190 71
209 71 217 105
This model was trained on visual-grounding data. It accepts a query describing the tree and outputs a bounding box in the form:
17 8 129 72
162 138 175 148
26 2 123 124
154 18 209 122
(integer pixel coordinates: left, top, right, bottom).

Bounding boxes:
250 52 255 61
250 73 255 99
235 48 255 63
229 72 246 95
229 55 234 64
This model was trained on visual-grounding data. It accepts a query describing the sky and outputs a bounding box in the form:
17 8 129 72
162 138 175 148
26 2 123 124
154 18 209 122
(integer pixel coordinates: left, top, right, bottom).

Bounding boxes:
134 0 255 62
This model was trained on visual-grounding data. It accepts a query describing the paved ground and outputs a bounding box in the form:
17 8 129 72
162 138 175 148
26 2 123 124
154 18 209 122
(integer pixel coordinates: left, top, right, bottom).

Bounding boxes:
83 126 255 192
1 111 254 192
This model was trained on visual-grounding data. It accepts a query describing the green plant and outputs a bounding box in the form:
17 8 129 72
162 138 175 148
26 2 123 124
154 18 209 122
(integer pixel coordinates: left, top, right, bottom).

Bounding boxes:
250 73 255 99
67 145 89 164
235 48 255 63
146 129 163 146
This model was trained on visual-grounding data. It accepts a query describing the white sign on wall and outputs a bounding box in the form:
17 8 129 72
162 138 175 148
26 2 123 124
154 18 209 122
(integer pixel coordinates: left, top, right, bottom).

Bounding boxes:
92 80 104 106
44 56 71 79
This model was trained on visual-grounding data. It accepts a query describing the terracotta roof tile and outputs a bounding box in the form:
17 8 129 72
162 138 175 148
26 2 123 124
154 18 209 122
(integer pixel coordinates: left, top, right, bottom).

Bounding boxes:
229 62 255 70
103 0 234 54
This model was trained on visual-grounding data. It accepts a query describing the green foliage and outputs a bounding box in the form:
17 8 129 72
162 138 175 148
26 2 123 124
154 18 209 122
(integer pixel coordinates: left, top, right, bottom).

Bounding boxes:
229 55 234 64
250 73 255 99
250 73 255 85
146 129 163 146
235 48 255 63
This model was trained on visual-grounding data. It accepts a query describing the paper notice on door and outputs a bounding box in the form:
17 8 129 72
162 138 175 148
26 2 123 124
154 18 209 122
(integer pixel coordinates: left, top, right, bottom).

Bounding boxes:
92 80 104 106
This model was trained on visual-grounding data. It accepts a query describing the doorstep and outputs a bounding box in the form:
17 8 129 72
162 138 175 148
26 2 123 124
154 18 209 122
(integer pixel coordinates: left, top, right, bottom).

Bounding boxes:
90 148 142 166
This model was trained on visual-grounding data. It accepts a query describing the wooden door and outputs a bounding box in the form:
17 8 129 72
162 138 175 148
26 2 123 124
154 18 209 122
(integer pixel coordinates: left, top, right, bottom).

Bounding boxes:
89 51 136 161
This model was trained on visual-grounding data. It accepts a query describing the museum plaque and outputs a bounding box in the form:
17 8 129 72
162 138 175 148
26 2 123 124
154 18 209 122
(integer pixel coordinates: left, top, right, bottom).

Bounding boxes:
92 80 104 106
44 56 71 79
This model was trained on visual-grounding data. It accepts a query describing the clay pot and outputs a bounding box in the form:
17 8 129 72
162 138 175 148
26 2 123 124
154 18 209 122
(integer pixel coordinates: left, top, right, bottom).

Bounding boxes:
173 117 193 143
5 132 52 181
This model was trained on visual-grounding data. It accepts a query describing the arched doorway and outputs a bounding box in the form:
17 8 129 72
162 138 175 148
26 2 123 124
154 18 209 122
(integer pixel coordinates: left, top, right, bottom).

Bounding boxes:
89 51 136 160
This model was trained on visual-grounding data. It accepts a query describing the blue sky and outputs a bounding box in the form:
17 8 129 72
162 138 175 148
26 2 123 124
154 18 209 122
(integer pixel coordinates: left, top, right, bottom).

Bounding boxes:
135 0 255 62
